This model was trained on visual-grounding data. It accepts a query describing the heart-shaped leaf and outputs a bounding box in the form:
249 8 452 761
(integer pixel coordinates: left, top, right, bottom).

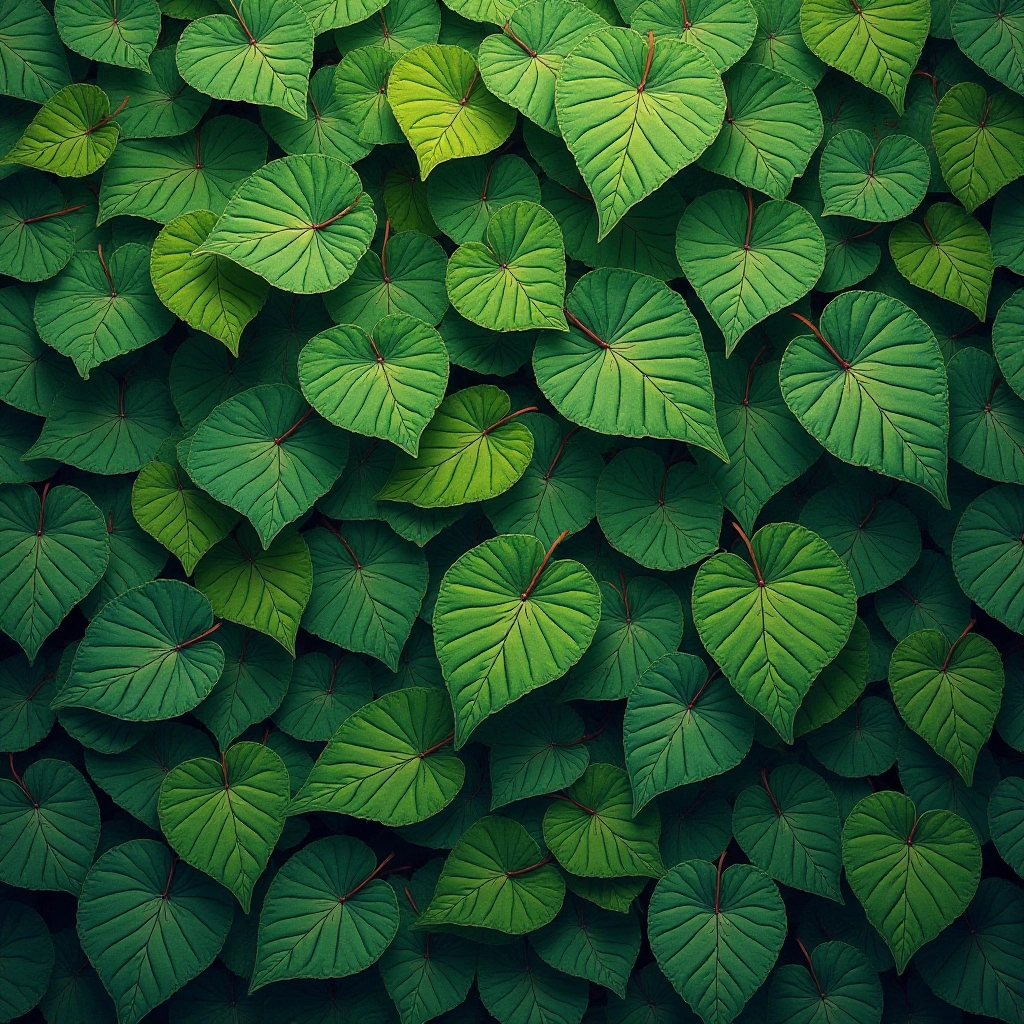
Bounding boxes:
533 268 726 458
273 652 372 742
631 0 759 71
176 0 313 118
951 0 1024 97
675 190 825 354
251 835 400 990
433 531 601 746
876 550 970 643
747 0 826 85
299 314 449 456
779 289 949 505
186 384 350 549
479 938 590 1024
54 0 160 70
625 652 755 813
819 130 930 221
0 483 108 661
0 0 70 103
446 200 567 332
693 521 858 743
842 791 982 972
333 46 405 146
52 579 225 721
807 694 901 777
556 27 726 239
649 857 786 1024
387 43 515 179
197 155 377 295
0 174 77 283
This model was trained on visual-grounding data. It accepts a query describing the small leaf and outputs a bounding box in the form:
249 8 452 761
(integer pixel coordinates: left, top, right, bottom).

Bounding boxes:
989 776 1024 879
54 0 160 70
274 651 372 742
0 900 54 1023
631 0 759 71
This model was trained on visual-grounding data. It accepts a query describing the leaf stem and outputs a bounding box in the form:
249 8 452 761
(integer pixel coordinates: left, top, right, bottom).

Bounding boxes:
714 849 727 914
87 95 129 134
162 855 179 900
320 517 363 570
8 754 38 809
741 346 767 407
459 67 479 106
761 768 782 816
97 244 116 297
274 407 313 445
743 189 754 251
311 197 362 230
380 219 391 283
795 938 823 996
789 312 850 370
637 31 655 93
686 666 719 711
481 406 537 436
227 0 256 44
941 619 976 673
502 20 536 57
175 621 222 651
418 732 454 759
521 530 569 601
564 308 609 348
679 0 691 29
35 481 51 537
340 852 394 903
21 203 86 226
221 750 230 790
731 521 765 586
544 426 580 481
505 853 553 877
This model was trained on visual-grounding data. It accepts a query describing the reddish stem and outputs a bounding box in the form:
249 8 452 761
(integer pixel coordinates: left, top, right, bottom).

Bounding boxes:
380 219 392 282
340 852 394 903
544 426 580 481
21 203 86 226
274 407 313 445
460 67 479 106
194 128 203 169
320 518 362 570
521 530 569 601
8 754 38 808
941 619 976 673
162 855 179 900
419 732 454 759
732 521 765 586
921 211 939 247
505 853 554 878
481 406 538 436
309 87 321 121
680 0 691 28
378 7 390 36
312 198 361 230
761 767 782 816
686 666 720 711
227 0 256 43
551 792 596 815
561 711 611 747
789 312 850 371
845 224 879 242
481 158 496 202
502 21 536 57
328 655 342 695
743 189 754 251
87 95 129 134
979 97 993 129
35 481 51 537
620 570 631 623
565 308 610 349
714 849 727 914
795 938 823 997
175 621 222 651
637 31 655 93
984 374 1002 412
221 750 230 790
906 816 919 846
404 887 420 914
97 244 116 297
742 345 767 407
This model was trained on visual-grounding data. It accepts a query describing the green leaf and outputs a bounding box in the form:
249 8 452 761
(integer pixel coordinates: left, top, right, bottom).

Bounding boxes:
779 289 949 506
476 0 603 134
625 652 755 813
0 758 100 894
251 835 400 989
533 268 726 458
446 200 568 332
176 0 313 119
631 0 758 71
733 763 843 901
303 519 427 669
932 82 1024 212
324 227 449 332
819 130 930 221
0 0 70 103
692 521 858 743
0 484 109 661
951 0 1024 98
333 45 405 146
97 115 268 225
299 315 448 457
290 687 463 824
417 815 566 933
186 384 350 549
596 447 723 571
377 385 535 507
675 190 825 354
799 0 929 113
487 702 591 809
562 574 682 701
543 763 664 878
698 61 823 199
387 44 515 179
889 202 993 320
273 651 372 741
876 550 970 643
336 0 441 53
746 0 825 84
38 927 115 1024
54 0 160 70
0 652 56 752
952 485 1024 634
889 627 1003 786
52 579 225 721
478 940 590 1024
2 84 120 176
0 899 54 1023
197 155 377 295
842 791 982 972
994 288 1024 402
990 776 1024 878
434 532 601 746
131 460 239 576
649 858 786 1024
806 694 901 777
77 839 233 1024
158 740 289 910
150 211 269 355
295 0 386 33
0 173 77 283
35 242 174 378
765 941 883 1024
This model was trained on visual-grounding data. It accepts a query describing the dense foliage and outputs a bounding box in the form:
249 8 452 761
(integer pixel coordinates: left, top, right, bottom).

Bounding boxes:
0 0 1023 1019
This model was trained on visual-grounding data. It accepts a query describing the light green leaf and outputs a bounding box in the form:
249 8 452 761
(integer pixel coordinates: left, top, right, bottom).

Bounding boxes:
631 0 758 71
0 0 70 103
951 0 1024 99
745 0 825 85
0 174 77 283
332 45 405 146
54 0 160 70
296 0 386 33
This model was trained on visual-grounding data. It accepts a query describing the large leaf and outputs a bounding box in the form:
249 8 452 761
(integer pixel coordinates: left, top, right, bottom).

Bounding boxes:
376 385 535 507
433 532 601 746
175 0 313 118
533 268 726 458
779 289 949 505
445 200 568 332
675 189 825 354
52 579 225 721
298 314 449 456
624 652 754 813
197 155 377 295
186 383 350 549
478 941 590 1024
387 43 515 179
692 521 858 743
649 858 786 1024
0 483 108 661
77 839 233 1024
799 0 930 114
417 815 566 933
54 0 160 70
158 741 289 910
250 835 400 989
0 757 100 894
842 791 982 972
0 0 70 103
631 0 759 71
555 27 726 238
951 0 1024 97
289 687 464 825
